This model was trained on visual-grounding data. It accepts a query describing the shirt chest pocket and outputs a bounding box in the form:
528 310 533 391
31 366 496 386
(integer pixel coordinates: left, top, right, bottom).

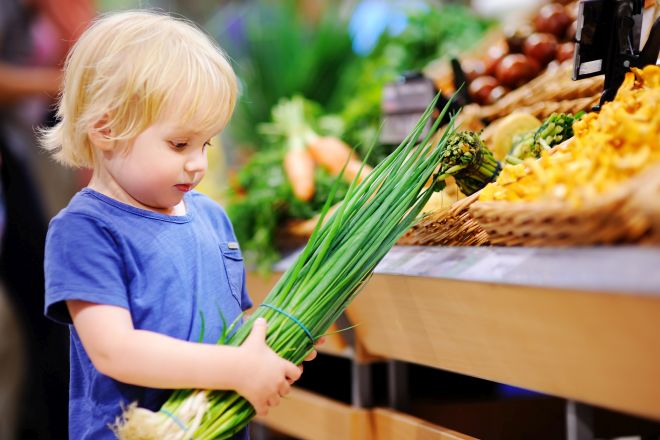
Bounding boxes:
219 242 245 306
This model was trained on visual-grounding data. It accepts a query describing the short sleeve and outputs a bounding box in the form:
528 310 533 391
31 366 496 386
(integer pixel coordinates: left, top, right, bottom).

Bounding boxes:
44 213 129 325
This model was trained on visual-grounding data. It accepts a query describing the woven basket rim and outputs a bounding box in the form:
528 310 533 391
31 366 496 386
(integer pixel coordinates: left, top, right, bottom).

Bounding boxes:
471 163 660 218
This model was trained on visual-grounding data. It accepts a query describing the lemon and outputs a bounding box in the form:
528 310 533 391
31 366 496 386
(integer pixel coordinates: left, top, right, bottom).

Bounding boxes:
421 178 465 213
490 113 542 160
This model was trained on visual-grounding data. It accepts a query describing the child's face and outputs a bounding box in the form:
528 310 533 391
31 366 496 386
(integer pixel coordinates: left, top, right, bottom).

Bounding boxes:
98 115 216 214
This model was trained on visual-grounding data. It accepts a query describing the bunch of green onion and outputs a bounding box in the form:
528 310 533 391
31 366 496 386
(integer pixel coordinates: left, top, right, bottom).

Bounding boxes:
113 96 458 440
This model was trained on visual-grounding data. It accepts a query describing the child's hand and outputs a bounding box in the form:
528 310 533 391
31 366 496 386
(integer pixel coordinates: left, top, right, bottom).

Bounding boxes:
303 336 325 362
294 336 326 377
236 318 301 416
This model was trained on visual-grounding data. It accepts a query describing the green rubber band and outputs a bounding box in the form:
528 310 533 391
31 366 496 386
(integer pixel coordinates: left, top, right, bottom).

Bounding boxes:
259 303 315 345
159 409 188 432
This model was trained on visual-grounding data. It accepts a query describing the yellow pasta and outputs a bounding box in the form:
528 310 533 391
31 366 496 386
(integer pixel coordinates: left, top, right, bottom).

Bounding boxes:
479 65 660 206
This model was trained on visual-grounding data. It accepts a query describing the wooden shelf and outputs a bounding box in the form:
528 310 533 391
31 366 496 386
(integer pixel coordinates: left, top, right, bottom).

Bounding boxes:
347 274 660 421
249 246 660 421
255 390 478 440
255 388 370 440
371 408 477 440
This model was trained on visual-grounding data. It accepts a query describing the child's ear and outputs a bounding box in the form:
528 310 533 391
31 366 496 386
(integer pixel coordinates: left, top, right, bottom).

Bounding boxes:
88 116 114 151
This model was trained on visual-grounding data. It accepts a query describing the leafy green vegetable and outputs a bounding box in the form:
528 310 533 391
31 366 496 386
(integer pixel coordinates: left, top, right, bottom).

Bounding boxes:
373 5 496 71
226 149 349 272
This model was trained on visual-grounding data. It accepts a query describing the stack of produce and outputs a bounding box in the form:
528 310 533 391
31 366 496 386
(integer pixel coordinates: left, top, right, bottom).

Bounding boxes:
114 98 459 440
227 96 362 271
479 66 659 205
505 112 582 164
435 0 602 140
259 96 372 202
471 61 602 123
226 4 494 269
471 65 660 245
462 1 577 106
397 110 580 246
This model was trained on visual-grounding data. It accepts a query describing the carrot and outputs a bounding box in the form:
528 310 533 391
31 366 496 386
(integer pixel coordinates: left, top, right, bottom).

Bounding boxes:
307 136 372 182
344 159 373 183
307 136 356 175
284 147 315 201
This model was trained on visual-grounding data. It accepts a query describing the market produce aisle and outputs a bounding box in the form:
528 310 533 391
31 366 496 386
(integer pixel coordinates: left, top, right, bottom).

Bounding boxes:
247 246 660 439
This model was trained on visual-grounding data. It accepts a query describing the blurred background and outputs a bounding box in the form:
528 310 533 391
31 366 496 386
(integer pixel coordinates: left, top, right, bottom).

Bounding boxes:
1 0 659 439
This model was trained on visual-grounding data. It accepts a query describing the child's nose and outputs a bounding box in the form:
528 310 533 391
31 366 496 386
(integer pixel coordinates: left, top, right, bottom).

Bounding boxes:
184 150 207 173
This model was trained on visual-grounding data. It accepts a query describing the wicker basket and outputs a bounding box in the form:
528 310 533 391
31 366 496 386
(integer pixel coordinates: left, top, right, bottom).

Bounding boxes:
456 61 604 137
479 94 600 146
283 186 491 248
398 139 576 246
397 191 489 246
479 61 604 121
469 165 660 246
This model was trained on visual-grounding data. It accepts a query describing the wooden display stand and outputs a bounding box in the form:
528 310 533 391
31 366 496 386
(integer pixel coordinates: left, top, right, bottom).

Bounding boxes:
371 408 477 440
247 246 660 438
253 389 477 440
347 274 660 421
254 388 371 440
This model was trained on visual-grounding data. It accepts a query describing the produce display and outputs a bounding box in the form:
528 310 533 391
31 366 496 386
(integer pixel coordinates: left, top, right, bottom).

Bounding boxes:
259 96 372 202
460 60 602 127
396 108 582 248
226 5 493 268
227 96 362 270
479 65 659 205
462 2 577 105
225 0 658 261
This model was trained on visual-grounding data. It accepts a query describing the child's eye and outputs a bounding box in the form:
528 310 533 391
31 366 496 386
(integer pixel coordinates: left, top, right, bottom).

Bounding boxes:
170 141 188 149
203 140 212 148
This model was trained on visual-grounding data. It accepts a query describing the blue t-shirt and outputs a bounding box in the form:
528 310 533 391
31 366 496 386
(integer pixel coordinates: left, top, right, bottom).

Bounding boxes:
44 188 253 439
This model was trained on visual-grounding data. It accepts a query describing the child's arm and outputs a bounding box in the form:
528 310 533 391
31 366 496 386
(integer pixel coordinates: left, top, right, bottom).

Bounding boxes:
68 300 301 416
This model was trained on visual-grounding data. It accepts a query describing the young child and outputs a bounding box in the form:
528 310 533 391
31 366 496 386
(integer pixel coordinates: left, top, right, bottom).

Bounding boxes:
41 10 316 439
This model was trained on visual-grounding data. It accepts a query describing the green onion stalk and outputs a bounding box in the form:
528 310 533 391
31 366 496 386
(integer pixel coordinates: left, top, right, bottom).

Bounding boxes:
435 130 501 196
112 96 458 440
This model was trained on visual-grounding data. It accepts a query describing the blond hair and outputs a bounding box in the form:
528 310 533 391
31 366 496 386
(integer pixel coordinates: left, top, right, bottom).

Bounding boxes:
40 10 238 168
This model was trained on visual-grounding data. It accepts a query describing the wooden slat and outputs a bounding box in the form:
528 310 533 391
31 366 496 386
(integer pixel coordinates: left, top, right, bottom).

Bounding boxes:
255 388 371 440
246 273 349 355
245 273 279 305
346 274 660 421
371 408 477 440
